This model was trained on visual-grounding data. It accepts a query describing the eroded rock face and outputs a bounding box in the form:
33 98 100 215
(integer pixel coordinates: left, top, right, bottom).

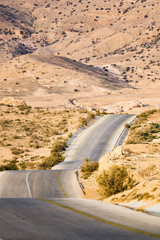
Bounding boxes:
125 100 143 111
13 40 37 57
101 100 144 114
0 97 27 106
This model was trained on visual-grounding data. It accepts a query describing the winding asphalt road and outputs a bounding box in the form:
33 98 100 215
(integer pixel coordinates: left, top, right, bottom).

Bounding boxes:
0 114 160 240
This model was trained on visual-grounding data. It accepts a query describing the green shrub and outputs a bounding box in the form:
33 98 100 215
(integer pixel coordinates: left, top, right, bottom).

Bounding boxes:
81 158 99 179
97 165 134 198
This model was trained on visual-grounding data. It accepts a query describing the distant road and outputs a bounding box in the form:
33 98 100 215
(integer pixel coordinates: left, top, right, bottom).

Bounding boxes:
0 114 160 239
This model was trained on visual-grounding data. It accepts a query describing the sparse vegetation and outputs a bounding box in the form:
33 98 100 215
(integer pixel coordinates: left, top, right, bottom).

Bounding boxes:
81 158 99 179
0 160 19 171
125 123 130 129
126 109 160 144
0 105 97 170
97 165 134 198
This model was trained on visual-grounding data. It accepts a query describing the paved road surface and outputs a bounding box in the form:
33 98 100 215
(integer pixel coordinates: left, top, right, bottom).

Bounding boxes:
0 114 160 239
0 198 159 240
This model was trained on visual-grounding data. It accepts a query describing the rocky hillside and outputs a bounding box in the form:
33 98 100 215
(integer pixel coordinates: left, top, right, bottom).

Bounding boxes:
0 0 159 108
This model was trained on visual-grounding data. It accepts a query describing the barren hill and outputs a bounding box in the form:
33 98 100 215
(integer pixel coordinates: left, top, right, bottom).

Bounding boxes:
0 0 159 109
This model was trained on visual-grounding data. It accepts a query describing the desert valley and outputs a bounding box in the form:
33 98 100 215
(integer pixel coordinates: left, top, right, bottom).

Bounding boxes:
0 1 160 238
0 0 159 111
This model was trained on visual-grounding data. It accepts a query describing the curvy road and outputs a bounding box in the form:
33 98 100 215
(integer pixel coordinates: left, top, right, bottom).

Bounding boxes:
0 114 160 240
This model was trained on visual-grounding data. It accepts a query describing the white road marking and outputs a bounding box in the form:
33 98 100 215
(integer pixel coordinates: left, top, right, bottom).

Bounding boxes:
26 171 32 198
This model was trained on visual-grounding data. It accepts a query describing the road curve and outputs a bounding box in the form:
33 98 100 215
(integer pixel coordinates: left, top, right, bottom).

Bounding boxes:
0 114 160 239
0 114 135 198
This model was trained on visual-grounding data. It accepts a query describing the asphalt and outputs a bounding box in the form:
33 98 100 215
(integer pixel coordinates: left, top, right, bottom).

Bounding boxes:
0 114 160 239
0 198 159 240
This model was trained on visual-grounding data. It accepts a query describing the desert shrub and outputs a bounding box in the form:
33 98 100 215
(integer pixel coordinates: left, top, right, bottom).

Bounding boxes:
79 109 88 113
19 161 27 170
134 192 153 201
68 132 73 138
63 128 68 133
152 187 157 192
97 165 134 198
11 147 24 155
17 105 32 111
88 113 96 119
79 117 88 126
150 123 160 133
145 109 157 115
39 152 64 169
51 140 68 153
81 158 99 179
0 119 12 129
0 160 19 171
52 130 60 135
136 115 147 124
12 135 21 139
126 109 160 144
39 139 68 169
143 192 153 200
126 126 157 144
125 123 130 128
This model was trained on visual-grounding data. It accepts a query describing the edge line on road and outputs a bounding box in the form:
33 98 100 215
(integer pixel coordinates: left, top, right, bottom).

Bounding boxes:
26 171 32 198
57 115 112 198
103 115 136 155
39 199 160 239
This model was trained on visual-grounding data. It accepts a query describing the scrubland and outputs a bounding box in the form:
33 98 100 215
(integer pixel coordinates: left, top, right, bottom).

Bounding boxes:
0 104 97 170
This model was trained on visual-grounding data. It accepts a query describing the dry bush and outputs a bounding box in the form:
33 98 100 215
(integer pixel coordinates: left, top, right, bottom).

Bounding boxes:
97 164 134 198
126 109 160 144
81 158 99 179
0 160 19 171
39 139 68 169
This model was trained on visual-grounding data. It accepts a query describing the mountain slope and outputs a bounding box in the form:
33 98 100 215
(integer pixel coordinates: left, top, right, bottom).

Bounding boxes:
0 0 159 108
